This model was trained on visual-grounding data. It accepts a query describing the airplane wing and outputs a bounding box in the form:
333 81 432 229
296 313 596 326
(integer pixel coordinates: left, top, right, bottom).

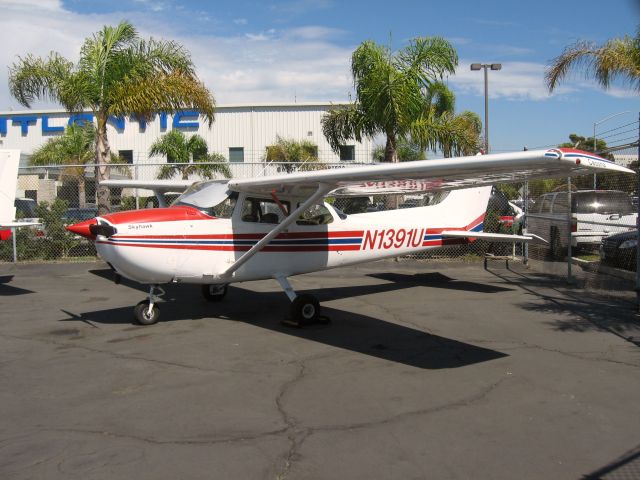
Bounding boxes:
227 148 633 197
100 179 195 192
101 179 198 207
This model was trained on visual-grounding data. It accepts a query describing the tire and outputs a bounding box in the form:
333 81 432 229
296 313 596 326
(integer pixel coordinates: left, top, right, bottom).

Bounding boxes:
201 284 228 302
134 300 160 325
290 294 320 325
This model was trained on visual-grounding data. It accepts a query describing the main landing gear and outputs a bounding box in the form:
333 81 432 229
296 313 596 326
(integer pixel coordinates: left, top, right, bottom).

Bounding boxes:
276 276 329 327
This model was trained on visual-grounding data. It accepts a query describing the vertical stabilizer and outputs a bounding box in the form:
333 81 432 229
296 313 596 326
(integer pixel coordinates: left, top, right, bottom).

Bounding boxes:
0 150 21 223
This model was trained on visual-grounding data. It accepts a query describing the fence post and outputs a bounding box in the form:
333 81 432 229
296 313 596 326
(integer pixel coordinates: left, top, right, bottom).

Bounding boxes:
566 177 573 284
636 112 640 312
11 227 17 263
523 180 529 266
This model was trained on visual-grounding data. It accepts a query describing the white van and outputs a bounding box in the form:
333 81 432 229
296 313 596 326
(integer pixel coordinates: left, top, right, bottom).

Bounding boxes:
527 190 637 258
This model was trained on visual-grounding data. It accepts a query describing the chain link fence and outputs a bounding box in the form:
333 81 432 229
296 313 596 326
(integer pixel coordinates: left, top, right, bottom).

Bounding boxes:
4 148 640 303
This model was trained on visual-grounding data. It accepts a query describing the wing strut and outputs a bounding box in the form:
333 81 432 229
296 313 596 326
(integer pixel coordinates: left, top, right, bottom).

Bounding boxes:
220 183 332 279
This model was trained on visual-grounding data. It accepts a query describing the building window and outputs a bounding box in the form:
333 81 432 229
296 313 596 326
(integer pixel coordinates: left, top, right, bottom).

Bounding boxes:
339 145 355 161
229 147 244 163
119 150 133 164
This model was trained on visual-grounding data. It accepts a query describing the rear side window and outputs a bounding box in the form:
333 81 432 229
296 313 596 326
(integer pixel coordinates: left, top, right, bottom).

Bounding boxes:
540 195 553 214
572 191 635 215
552 193 569 214
14 199 36 218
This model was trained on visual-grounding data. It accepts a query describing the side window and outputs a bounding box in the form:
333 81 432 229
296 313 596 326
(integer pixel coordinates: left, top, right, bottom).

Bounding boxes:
296 203 334 226
552 193 568 214
540 195 553 214
241 198 289 224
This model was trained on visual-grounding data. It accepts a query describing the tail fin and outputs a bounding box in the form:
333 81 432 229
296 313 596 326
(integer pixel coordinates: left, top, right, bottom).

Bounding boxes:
0 150 21 224
431 186 492 231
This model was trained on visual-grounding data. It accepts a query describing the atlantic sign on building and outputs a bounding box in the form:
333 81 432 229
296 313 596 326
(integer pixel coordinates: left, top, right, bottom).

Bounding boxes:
0 111 201 136
0 103 373 164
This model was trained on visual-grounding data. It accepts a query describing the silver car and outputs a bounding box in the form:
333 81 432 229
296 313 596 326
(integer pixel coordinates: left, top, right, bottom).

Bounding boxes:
527 190 637 258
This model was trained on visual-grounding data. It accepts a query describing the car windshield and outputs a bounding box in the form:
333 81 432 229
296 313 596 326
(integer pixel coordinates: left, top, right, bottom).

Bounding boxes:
572 191 635 215
172 181 237 218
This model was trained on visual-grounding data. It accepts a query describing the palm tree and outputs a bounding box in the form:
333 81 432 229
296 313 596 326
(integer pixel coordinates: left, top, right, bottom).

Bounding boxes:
9 20 215 215
322 37 480 163
264 135 322 173
30 124 129 207
150 130 231 180
546 29 640 92
372 138 426 161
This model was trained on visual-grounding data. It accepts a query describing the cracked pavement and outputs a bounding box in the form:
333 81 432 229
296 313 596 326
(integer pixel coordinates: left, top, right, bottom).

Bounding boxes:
0 260 639 479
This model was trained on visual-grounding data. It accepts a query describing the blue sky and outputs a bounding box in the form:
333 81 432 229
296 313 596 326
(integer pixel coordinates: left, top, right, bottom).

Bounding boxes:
1 0 640 153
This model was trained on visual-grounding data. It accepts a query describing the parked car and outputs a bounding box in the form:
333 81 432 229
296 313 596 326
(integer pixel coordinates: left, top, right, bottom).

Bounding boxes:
62 207 99 223
600 230 638 271
14 198 38 220
486 188 523 233
528 190 637 258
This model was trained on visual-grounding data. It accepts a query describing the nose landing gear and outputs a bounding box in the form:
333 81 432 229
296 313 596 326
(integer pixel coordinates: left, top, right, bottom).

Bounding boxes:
133 285 165 325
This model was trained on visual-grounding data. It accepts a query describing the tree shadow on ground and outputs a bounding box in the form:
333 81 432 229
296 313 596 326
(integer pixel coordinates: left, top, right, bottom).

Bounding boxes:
486 265 640 347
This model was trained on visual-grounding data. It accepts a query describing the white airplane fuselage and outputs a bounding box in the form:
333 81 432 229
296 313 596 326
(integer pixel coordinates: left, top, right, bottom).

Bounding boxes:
84 186 490 285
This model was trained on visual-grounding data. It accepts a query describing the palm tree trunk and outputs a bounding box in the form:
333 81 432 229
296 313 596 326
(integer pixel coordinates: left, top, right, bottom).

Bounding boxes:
384 135 398 163
384 135 400 209
95 112 111 215
78 177 87 208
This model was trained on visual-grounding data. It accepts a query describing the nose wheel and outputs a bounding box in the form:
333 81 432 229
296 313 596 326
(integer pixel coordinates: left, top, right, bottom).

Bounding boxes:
133 285 164 325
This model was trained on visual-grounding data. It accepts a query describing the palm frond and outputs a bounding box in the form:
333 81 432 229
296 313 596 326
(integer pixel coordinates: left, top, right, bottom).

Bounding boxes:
546 36 640 92
107 71 215 124
8 52 75 108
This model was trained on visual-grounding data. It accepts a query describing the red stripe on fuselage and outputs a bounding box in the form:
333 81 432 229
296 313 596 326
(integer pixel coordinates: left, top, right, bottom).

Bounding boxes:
96 241 361 252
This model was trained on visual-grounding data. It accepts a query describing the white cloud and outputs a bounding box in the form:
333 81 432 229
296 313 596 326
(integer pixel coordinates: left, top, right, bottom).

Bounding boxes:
0 0 62 11
0 2 354 110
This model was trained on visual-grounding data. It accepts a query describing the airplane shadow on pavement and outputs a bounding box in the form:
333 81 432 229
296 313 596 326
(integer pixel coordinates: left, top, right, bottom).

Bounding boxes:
0 275 35 296
59 268 510 370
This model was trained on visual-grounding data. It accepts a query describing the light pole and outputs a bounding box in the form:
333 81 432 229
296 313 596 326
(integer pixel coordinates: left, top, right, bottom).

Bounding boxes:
471 63 501 154
592 110 631 188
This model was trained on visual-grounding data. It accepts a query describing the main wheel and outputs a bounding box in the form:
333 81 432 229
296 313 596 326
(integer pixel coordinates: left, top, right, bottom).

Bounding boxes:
290 294 320 325
201 284 228 302
134 300 160 325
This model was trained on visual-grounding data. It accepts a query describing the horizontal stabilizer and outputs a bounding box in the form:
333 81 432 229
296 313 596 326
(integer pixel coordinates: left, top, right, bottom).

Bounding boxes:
440 231 547 243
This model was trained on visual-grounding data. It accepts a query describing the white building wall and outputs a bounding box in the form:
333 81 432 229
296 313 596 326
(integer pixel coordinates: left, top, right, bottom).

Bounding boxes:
0 102 375 168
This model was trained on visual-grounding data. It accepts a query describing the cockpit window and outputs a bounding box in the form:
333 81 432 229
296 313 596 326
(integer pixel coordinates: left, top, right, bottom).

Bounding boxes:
296 203 334 225
241 198 290 224
172 181 237 218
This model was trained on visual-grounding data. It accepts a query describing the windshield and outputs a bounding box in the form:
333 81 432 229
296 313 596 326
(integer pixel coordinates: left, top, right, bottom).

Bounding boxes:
572 191 635 215
172 181 237 218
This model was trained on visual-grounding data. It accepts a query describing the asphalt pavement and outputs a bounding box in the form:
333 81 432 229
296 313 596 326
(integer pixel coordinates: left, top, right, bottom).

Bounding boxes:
1 259 639 479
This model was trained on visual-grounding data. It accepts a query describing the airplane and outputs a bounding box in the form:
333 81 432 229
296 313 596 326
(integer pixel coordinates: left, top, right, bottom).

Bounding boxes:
66 148 633 326
0 150 40 242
